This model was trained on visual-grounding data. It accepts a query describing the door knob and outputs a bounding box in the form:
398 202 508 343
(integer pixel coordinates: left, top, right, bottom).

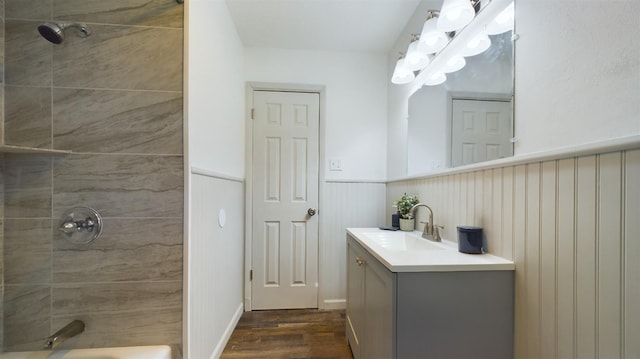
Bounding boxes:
307 208 317 217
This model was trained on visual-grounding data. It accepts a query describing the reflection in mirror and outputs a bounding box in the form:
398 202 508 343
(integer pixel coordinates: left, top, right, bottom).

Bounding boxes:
407 10 514 175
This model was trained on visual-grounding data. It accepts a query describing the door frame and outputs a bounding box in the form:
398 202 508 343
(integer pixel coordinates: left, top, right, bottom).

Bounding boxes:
244 82 326 311
446 91 513 167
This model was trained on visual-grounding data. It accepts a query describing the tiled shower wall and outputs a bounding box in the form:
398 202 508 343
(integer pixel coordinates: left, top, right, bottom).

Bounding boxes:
1 0 6 350
387 148 640 358
2 0 183 352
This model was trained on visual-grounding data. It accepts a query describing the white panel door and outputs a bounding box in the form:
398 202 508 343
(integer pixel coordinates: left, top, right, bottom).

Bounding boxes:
451 99 513 167
251 90 319 309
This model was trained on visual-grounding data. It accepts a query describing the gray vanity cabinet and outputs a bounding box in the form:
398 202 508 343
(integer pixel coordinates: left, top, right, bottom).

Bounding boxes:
346 234 514 359
346 234 394 359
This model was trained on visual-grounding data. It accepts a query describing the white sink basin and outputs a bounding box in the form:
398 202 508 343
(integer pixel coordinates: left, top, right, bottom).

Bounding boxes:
347 228 515 272
362 231 444 252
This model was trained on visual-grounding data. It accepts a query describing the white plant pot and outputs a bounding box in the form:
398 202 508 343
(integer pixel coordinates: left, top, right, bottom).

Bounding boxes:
399 218 415 231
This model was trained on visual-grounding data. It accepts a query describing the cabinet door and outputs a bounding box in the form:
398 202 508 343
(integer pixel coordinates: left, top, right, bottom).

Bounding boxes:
363 251 395 359
346 238 365 359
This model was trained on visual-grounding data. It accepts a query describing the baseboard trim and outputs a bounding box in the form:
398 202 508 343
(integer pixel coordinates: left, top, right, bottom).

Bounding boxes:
322 299 346 310
210 302 244 359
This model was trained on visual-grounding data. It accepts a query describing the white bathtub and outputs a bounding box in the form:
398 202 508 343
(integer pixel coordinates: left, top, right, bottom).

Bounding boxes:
0 345 172 359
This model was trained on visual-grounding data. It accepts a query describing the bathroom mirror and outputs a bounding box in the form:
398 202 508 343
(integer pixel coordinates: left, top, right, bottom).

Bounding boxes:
407 17 514 175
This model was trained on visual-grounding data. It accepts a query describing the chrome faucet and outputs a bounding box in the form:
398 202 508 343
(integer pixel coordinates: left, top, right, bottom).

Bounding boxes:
44 320 85 349
410 203 443 242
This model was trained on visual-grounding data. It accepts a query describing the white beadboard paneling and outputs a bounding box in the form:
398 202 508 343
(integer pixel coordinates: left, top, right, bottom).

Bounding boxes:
320 181 386 308
466 172 475 224
512 165 527 359
598 153 623 358
189 173 244 359
525 163 541 359
490 168 503 257
483 169 494 253
625 149 640 358
387 148 639 358
474 170 484 228
540 161 557 358
576 156 598 359
501 166 514 260
556 158 576 358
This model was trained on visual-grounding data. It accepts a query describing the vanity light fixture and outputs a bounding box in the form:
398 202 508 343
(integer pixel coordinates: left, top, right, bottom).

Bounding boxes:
460 31 492 57
442 55 466 73
423 71 447 86
437 0 476 32
392 53 415 84
404 34 431 71
392 0 514 88
486 1 514 35
419 11 449 54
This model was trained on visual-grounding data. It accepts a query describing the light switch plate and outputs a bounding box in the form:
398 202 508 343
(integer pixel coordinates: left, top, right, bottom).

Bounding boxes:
329 159 342 171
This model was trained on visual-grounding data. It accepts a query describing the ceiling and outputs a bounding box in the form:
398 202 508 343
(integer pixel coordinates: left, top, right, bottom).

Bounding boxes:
225 0 423 53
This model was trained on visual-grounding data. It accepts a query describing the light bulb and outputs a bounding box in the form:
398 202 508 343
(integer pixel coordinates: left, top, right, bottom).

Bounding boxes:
442 55 466 73
423 72 446 86
486 2 514 35
404 40 430 71
420 17 449 54
391 58 415 85
461 32 491 57
437 0 475 32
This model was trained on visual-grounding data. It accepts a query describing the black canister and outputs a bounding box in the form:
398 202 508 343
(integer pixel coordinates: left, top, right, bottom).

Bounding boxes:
457 226 483 254
391 213 400 228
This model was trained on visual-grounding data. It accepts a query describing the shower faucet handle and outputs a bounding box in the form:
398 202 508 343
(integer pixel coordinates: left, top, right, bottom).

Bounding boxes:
58 207 103 244
59 217 96 234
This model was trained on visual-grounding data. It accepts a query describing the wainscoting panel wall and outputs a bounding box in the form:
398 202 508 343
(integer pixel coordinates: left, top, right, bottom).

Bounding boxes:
320 181 386 309
386 148 639 359
188 171 244 359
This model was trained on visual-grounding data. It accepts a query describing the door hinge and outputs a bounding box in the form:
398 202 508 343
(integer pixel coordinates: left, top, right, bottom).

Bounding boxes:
249 269 253 281
251 108 255 119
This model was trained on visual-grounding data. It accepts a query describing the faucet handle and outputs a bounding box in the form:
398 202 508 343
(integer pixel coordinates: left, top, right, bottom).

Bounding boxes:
419 221 429 236
434 225 444 242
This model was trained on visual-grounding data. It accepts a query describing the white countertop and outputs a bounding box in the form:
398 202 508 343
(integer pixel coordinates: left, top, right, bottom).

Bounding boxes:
347 228 515 272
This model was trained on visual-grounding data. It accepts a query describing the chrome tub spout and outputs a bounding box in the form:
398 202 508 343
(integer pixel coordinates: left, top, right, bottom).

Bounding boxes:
44 320 85 349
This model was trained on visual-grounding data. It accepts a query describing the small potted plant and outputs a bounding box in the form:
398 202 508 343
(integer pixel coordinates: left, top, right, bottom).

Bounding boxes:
395 193 420 231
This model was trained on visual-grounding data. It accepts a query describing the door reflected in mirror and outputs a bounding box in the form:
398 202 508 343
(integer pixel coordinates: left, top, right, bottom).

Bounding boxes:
407 29 514 175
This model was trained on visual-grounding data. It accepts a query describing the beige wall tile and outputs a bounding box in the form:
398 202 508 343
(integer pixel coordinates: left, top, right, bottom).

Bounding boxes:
53 218 182 282
53 89 182 154
4 219 52 284
2 0 185 350
3 155 53 218
52 25 182 91
4 20 52 86
52 281 182 315
53 154 183 218
54 0 183 28
51 307 181 348
5 0 52 20
5 86 52 148
3 285 51 351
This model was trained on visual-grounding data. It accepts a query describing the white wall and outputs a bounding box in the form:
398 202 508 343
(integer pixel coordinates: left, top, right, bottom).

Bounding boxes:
244 48 388 181
387 0 440 179
185 1 246 358
514 0 640 154
188 0 246 177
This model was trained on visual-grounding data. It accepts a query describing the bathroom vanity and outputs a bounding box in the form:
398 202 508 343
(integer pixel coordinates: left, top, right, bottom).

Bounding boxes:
346 228 515 359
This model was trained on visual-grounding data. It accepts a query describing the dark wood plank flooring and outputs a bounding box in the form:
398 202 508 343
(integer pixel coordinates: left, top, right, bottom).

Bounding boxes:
221 309 353 359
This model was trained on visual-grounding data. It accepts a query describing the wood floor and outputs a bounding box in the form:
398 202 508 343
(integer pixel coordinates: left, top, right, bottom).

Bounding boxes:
221 309 354 359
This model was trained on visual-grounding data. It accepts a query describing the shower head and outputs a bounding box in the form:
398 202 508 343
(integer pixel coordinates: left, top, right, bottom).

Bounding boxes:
38 22 91 44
